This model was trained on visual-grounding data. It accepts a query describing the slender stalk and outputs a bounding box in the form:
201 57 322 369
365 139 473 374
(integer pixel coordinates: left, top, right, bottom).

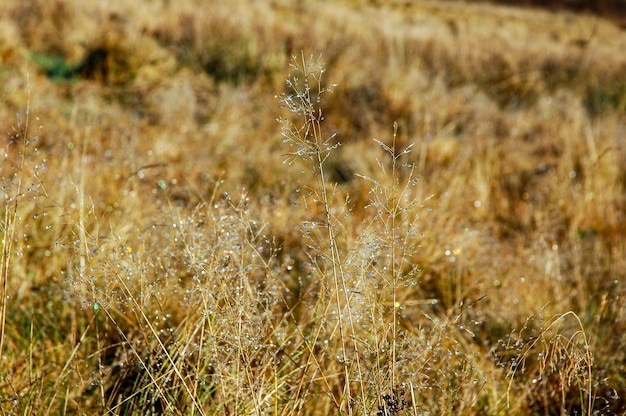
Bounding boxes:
279 52 366 413
390 121 398 390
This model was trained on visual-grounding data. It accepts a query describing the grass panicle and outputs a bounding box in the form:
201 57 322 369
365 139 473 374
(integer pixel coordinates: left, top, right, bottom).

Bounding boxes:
1 0 625 414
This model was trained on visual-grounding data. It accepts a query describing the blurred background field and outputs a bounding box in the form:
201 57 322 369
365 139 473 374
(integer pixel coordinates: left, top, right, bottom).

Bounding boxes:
0 0 625 414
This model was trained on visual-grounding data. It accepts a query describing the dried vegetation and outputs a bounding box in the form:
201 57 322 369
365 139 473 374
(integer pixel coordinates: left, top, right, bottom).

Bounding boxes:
1 0 625 414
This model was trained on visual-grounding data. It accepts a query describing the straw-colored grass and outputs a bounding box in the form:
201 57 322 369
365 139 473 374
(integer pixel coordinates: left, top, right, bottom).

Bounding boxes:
1 0 625 414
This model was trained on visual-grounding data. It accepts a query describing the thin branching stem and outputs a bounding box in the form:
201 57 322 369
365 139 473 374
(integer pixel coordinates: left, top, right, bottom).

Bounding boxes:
279 52 366 414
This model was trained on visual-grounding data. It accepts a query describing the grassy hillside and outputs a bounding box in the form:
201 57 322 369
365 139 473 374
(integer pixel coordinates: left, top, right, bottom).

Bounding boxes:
1 0 625 414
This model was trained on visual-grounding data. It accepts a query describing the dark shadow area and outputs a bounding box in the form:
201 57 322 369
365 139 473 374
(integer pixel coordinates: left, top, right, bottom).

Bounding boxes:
473 0 626 28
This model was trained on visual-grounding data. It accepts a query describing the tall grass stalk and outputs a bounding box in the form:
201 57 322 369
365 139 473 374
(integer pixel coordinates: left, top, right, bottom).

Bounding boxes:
377 123 415 396
277 53 367 413
277 53 426 415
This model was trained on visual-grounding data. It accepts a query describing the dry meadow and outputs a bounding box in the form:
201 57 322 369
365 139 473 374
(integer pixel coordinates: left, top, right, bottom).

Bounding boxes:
1 0 625 414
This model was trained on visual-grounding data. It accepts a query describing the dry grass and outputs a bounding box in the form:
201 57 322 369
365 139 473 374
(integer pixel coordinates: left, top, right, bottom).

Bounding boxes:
1 0 625 414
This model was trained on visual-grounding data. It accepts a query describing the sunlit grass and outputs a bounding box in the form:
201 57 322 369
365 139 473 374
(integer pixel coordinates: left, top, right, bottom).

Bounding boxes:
1 0 625 414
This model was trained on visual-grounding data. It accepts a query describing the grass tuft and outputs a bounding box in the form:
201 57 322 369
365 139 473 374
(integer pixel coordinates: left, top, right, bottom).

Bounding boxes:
1 0 626 414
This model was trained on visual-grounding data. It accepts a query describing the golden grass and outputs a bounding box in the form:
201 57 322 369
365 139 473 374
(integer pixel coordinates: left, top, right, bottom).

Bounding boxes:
1 0 625 414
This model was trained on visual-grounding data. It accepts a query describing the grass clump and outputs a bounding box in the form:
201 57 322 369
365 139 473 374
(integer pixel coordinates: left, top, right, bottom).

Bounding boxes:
275 53 595 415
1 0 626 414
